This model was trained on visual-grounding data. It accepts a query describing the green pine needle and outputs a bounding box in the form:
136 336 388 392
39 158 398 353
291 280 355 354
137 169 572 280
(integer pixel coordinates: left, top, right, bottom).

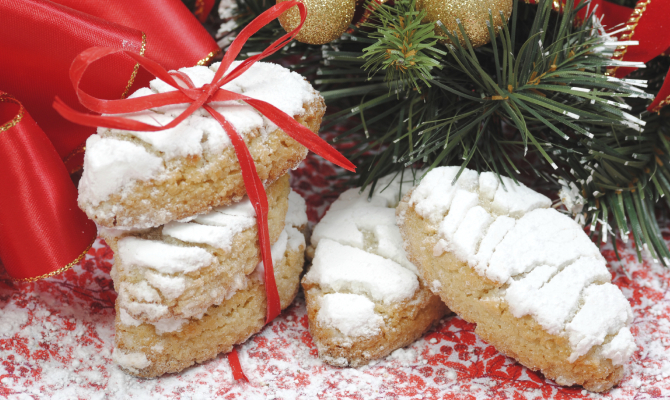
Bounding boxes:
361 0 446 94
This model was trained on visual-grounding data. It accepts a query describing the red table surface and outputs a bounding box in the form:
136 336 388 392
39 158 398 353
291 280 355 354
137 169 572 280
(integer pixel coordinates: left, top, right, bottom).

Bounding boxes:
1 152 669 400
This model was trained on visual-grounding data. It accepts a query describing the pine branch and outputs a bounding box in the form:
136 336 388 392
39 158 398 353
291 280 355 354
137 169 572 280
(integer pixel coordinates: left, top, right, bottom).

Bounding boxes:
361 0 446 94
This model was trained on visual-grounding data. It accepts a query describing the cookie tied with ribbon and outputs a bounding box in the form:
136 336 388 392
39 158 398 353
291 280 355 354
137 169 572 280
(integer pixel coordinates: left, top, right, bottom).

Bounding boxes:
53 1 355 329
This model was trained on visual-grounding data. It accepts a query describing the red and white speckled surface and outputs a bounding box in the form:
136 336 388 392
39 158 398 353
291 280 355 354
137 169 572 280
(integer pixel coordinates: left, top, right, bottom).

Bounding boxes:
2 153 670 400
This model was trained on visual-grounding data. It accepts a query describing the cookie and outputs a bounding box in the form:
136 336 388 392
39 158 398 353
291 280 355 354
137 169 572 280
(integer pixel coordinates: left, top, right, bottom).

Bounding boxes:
397 166 636 392
78 61 325 229
101 174 290 324
303 171 450 367
111 186 308 378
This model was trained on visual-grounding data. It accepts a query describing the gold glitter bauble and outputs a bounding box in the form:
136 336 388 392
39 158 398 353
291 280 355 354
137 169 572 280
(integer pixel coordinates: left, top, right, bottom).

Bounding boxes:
278 0 356 45
419 0 513 48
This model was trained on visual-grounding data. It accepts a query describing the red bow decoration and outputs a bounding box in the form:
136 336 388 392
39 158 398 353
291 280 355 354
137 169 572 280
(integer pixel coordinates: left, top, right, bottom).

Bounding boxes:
53 1 356 325
194 0 217 23
524 0 670 111
0 0 219 173
602 0 670 112
0 92 97 281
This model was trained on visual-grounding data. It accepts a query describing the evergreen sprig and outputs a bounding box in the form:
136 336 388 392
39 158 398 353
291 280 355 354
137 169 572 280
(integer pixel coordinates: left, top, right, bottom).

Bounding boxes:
553 56 670 266
221 0 670 265
361 0 446 93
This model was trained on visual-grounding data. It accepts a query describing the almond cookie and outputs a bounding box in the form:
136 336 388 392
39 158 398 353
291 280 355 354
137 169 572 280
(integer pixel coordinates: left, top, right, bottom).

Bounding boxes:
397 166 636 392
303 171 449 367
111 187 308 378
101 174 290 324
79 61 325 229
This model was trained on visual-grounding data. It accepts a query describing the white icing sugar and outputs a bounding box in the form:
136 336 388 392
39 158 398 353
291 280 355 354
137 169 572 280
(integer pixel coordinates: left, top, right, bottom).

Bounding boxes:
163 214 255 253
287 190 308 228
505 257 611 335
486 208 604 284
305 239 418 304
119 308 142 327
451 206 493 264
286 225 306 251
478 172 499 202
410 166 635 366
81 61 317 204
490 175 552 218
110 112 204 160
112 350 151 373
438 189 479 241
409 167 479 224
117 237 215 274
566 283 634 362
152 317 190 335
121 302 168 321
311 170 419 274
601 327 636 366
79 136 164 206
144 271 186 300
210 61 315 123
256 229 289 276
317 293 384 338
189 115 231 154
122 281 161 303
473 216 515 274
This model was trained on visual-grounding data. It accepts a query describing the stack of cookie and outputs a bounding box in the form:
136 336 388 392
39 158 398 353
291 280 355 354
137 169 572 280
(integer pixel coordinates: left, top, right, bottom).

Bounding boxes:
77 61 321 377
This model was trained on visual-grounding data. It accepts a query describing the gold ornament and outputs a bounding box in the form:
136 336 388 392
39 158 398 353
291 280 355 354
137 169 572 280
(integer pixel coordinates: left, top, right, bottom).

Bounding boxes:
418 0 513 48
278 0 356 45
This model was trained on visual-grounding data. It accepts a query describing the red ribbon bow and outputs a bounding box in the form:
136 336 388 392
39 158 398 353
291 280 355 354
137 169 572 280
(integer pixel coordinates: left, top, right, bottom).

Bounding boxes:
53 1 355 327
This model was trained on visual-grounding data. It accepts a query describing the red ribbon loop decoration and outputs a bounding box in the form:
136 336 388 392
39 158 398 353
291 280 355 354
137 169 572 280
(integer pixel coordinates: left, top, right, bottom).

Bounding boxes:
0 92 97 281
194 0 216 23
53 1 356 325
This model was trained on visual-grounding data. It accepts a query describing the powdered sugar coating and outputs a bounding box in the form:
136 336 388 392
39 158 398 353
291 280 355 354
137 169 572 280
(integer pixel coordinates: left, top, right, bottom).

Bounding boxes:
79 61 317 206
307 171 426 339
287 190 308 228
317 293 384 338
79 136 165 206
311 170 418 273
114 189 308 335
117 238 215 274
306 239 418 305
409 166 635 366
162 198 256 252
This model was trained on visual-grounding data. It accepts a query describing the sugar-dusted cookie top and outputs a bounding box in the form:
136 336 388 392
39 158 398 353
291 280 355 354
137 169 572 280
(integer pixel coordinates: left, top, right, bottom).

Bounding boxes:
305 171 423 338
402 166 636 365
79 61 318 207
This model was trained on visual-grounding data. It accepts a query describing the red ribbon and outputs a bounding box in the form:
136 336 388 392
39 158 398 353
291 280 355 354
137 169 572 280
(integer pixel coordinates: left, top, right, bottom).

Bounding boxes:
194 0 216 23
53 2 355 325
227 348 249 382
0 92 97 281
0 0 219 172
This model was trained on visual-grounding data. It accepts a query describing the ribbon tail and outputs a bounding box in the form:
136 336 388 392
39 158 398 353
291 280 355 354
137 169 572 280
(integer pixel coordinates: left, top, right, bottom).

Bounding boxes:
244 99 356 172
227 348 249 382
205 106 282 324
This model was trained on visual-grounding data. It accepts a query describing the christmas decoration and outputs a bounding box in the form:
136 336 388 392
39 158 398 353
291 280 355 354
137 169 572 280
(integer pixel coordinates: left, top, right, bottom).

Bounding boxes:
0 0 218 282
419 0 513 47
53 1 354 325
222 0 670 268
277 0 357 44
